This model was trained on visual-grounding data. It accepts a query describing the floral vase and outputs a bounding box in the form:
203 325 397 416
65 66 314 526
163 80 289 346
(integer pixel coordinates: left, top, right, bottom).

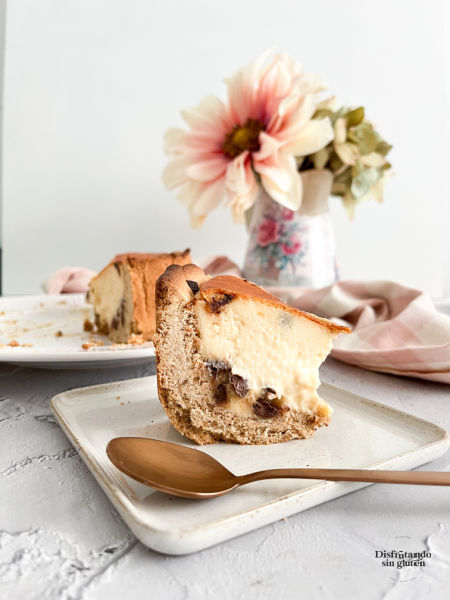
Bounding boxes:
243 170 337 288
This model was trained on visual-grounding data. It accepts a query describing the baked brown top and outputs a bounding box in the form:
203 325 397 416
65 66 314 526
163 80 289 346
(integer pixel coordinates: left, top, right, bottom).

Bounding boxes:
200 275 350 335
94 249 191 279
112 249 190 265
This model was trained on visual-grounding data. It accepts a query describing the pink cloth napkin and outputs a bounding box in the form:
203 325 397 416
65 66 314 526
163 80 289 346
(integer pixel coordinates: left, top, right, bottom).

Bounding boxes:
202 256 450 384
43 267 97 294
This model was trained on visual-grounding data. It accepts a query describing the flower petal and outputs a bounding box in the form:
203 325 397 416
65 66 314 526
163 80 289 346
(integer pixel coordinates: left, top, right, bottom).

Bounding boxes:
162 156 192 189
335 142 360 166
185 156 228 182
164 128 187 155
359 152 385 168
225 152 259 222
285 117 334 156
181 95 231 134
177 177 226 227
254 131 282 161
164 128 223 156
256 153 302 211
226 49 273 124
334 118 347 145
270 94 316 146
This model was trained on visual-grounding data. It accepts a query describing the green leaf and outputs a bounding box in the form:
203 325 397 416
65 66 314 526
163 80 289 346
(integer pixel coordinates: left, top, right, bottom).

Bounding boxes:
312 147 330 169
348 123 380 154
351 161 365 178
335 142 359 166
313 109 333 120
331 182 348 196
350 167 381 200
329 151 344 172
345 106 365 126
328 106 348 125
333 166 352 184
376 140 393 157
342 192 359 219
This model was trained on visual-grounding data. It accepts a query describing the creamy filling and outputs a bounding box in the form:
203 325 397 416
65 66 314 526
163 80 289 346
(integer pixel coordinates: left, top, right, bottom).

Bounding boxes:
194 297 334 418
89 265 125 325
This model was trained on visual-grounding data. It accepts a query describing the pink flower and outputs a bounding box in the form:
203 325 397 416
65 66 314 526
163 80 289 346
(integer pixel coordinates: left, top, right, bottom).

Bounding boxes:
163 51 333 227
282 232 302 255
281 207 295 221
257 219 280 247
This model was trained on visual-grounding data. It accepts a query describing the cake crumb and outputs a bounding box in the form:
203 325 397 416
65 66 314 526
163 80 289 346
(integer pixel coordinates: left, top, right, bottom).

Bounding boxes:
127 333 146 345
55 330 63 337
116 396 120 400
83 318 94 332
81 339 104 351
7 340 33 348
120 402 124 406
0 311 5 316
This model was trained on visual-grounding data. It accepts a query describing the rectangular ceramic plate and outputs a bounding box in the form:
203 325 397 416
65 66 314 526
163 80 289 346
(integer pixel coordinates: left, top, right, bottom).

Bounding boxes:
0 294 154 368
51 376 449 555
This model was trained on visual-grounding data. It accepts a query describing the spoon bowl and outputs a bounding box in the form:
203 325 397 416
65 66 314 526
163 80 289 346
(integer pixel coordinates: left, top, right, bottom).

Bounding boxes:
106 437 450 499
107 437 239 497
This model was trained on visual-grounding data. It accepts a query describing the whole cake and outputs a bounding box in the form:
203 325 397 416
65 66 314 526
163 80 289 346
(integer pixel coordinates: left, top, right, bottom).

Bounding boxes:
87 250 191 343
154 264 350 445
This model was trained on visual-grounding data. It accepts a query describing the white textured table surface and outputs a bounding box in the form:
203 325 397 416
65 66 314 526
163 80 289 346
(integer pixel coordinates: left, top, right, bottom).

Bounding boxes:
1 357 450 600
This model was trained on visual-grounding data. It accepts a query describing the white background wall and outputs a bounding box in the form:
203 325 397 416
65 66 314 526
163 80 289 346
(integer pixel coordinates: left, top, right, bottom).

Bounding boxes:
2 0 449 296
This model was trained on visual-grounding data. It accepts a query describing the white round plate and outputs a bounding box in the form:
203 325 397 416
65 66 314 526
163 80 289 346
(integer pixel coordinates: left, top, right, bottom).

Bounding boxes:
0 294 155 369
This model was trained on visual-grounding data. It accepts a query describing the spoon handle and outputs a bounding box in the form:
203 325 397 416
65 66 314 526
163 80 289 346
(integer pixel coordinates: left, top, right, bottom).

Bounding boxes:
238 468 450 486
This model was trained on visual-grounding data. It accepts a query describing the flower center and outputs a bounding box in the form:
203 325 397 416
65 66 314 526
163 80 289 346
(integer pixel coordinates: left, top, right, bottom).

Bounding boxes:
222 119 264 159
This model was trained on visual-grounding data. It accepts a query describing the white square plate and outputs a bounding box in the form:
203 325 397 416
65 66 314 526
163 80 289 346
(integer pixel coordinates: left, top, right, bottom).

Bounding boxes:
51 376 449 555
0 294 154 368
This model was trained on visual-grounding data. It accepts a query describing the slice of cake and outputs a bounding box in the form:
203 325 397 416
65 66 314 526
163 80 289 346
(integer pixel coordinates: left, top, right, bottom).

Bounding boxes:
87 250 191 343
154 264 350 445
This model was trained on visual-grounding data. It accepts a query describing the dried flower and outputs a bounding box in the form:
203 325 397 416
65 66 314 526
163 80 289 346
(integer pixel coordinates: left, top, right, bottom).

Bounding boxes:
300 103 393 216
163 51 333 226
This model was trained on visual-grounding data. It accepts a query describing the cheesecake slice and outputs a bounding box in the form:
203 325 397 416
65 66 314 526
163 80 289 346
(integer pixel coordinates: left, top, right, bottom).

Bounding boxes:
88 250 191 343
154 264 350 445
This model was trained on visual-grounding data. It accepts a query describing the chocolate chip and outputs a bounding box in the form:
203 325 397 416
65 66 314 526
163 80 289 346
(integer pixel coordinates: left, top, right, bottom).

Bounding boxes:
114 262 121 273
111 316 119 330
206 360 231 377
186 280 200 294
207 360 229 371
206 360 231 384
214 383 227 404
265 387 276 395
230 374 248 397
119 299 126 326
252 398 279 418
208 293 235 313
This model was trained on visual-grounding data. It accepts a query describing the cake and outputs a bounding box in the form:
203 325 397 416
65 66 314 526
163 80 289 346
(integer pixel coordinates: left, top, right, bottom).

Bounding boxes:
154 264 350 445
87 250 191 343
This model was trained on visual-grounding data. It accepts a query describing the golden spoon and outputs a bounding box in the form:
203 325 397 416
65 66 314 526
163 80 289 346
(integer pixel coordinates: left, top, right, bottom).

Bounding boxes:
106 437 450 499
